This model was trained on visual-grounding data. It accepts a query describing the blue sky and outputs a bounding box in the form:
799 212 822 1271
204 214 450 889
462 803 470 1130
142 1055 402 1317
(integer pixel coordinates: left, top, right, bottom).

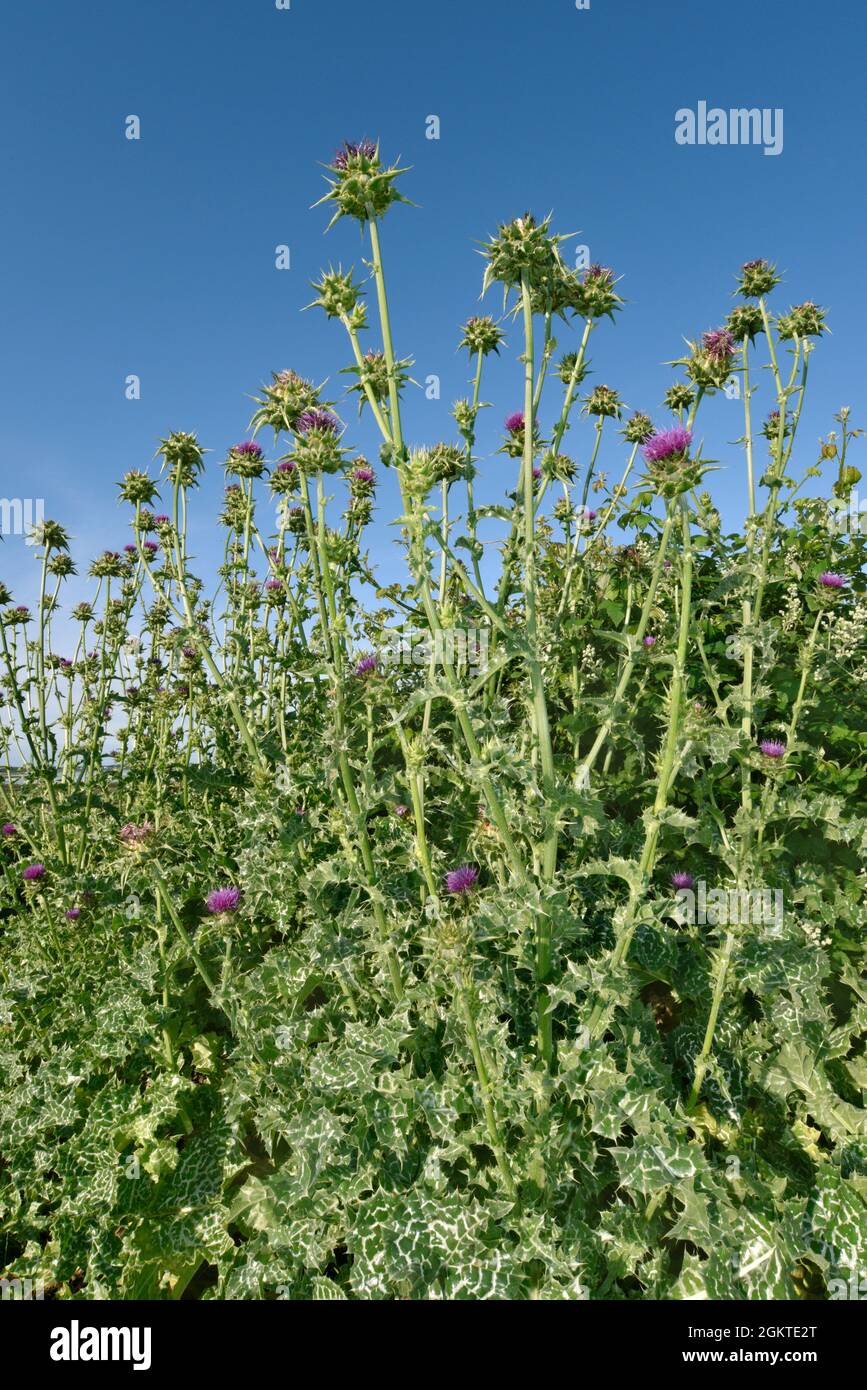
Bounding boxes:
2 0 866 613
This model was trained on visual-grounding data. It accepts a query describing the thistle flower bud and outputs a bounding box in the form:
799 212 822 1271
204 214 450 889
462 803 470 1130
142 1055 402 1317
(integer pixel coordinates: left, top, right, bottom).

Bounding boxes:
482 213 565 294
736 259 780 298
557 350 590 387
726 303 764 343
157 431 207 488
576 264 622 321
316 141 409 227
29 519 70 552
251 370 321 436
284 505 307 538
777 302 827 340
89 551 125 580
118 471 159 507
428 443 466 484
664 383 695 415
225 441 266 479
47 553 76 579
623 411 653 445
501 410 540 459
684 328 736 390
292 410 345 476
459 315 505 356
583 385 622 419
308 265 364 319
269 460 299 496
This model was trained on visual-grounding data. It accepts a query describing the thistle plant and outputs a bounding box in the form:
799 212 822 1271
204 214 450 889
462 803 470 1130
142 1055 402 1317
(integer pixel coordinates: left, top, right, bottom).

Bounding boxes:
0 151 865 1304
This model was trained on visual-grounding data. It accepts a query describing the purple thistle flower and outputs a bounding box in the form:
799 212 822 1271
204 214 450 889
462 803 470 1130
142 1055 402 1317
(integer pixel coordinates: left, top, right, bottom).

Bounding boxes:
153 514 170 526
124 544 137 554
233 440 263 457
23 863 46 882
819 571 846 589
143 540 159 555
760 739 786 759
445 864 479 896
65 907 81 921
702 328 736 362
265 578 283 592
643 635 657 647
584 508 598 522
2 822 17 836
643 427 693 464
353 466 375 484
206 886 241 915
355 654 377 677
532 467 542 481
394 803 410 818
333 139 377 169
276 460 297 474
59 658 73 669
671 871 695 890
504 411 525 434
296 408 340 436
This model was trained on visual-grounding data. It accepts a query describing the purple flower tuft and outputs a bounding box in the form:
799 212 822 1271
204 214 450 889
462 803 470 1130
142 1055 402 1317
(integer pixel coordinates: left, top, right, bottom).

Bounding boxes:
702 328 736 362
671 871 695 890
333 140 377 169
206 886 241 915
394 803 410 818
643 635 657 647
23 863 46 881
504 411 525 434
643 427 693 464
233 440 262 457
296 408 340 436
276 460 297 474
819 571 846 589
2 822 16 836
445 864 479 895
355 654 377 677
760 739 786 759
353 466 375 484
66 907 81 921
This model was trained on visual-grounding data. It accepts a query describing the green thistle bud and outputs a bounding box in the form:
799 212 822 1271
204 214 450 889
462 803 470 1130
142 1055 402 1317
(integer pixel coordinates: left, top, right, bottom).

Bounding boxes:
623 411 653 445
29 519 70 552
307 265 363 320
220 485 248 531
459 315 505 356
583 384 622 420
664 383 695 414
428 443 467 484
251 371 321 436
157 431 207 488
47 553 76 580
735 259 780 298
544 452 576 482
118 471 159 508
557 350 590 387
88 551 125 580
452 399 476 435
481 213 565 294
316 141 410 228
726 303 764 343
777 302 827 340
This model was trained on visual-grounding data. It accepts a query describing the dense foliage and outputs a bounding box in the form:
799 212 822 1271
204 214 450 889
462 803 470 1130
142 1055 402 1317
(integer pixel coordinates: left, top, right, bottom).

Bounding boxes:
1 144 866 1301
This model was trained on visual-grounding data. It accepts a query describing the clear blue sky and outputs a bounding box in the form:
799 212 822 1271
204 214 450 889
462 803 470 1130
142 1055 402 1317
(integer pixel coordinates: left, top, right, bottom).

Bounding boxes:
2 0 866 613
